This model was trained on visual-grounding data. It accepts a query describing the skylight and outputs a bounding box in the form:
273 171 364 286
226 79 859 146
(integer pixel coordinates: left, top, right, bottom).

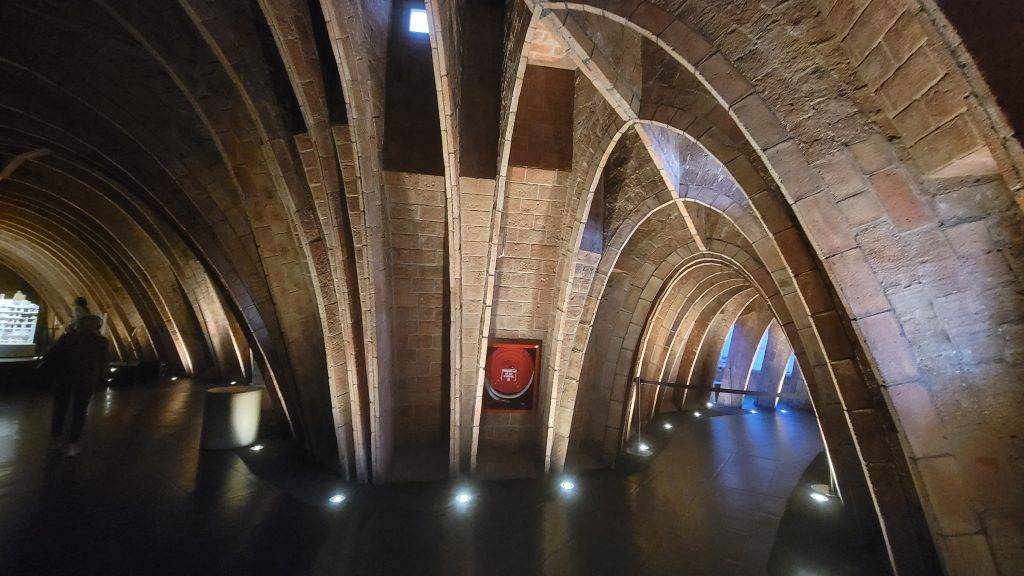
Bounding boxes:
409 8 429 34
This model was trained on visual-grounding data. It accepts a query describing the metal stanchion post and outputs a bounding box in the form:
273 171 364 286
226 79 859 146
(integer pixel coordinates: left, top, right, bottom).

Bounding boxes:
625 376 650 456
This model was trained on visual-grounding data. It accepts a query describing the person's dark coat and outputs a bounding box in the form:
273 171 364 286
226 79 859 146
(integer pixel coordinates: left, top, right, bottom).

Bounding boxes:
39 330 108 393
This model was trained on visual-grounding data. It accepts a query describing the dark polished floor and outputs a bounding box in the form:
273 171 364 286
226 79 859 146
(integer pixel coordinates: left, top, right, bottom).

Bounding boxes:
0 381 889 575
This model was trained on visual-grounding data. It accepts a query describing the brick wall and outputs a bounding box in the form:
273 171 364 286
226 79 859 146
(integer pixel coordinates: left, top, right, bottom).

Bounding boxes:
481 166 568 459
508 65 575 169
385 172 447 448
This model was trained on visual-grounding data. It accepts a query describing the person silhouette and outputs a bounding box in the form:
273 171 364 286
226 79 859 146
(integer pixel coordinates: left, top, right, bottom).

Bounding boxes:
69 296 90 332
40 314 108 456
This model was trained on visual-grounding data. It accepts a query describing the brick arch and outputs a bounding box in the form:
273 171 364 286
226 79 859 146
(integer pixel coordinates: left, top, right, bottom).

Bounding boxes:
0 171 227 372
185 0 375 480
0 1 357 471
0 232 118 340
520 4 1024 569
0 137 252 381
561 199 768 456
693 296 776 408
0 207 151 360
630 257 764 425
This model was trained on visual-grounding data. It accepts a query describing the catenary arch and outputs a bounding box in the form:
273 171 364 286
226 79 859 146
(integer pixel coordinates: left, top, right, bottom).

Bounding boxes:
526 6 970 573
520 3 1024 569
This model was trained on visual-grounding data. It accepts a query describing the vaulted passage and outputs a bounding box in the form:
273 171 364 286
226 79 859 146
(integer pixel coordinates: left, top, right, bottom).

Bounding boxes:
1 1 1022 575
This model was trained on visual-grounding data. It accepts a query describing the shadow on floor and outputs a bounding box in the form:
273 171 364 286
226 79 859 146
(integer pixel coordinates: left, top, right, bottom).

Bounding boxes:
767 452 892 575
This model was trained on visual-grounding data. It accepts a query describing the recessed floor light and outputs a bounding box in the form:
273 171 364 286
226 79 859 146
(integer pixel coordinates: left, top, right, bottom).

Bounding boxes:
171 376 179 381
779 409 789 414
328 494 345 504
706 402 714 408
454 491 473 504
810 492 829 503
663 422 673 430
638 442 651 453
250 444 264 452
559 480 575 491
749 409 759 414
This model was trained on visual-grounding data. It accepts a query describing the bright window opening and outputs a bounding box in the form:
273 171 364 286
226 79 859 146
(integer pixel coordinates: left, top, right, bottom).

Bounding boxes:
408 8 429 34
716 324 735 369
0 291 39 345
712 323 736 387
751 328 770 372
784 354 796 377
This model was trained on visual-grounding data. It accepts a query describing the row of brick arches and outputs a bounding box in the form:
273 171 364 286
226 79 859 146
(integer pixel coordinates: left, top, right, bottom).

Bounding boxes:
1 1 1021 574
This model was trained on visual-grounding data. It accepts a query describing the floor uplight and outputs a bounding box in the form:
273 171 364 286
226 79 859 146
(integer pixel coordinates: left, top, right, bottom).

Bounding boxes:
694 411 702 418
705 402 714 408
230 380 237 385
749 409 759 414
109 367 117 373
559 480 576 492
171 376 179 381
328 494 346 504
663 422 673 430
809 492 829 503
638 442 651 453
779 409 789 414
250 444 264 452
454 491 473 504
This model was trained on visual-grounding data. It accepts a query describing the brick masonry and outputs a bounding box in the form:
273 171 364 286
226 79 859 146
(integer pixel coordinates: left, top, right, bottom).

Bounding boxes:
3 1 1024 573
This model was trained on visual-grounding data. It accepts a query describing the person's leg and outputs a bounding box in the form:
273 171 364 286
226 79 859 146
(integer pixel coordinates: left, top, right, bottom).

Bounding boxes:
50 386 70 444
67 389 94 445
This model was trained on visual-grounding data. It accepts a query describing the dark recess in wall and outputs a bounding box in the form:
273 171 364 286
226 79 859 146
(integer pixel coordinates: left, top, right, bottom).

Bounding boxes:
249 0 307 134
459 0 505 179
306 0 348 125
508 65 574 170
936 0 1024 141
383 1 444 175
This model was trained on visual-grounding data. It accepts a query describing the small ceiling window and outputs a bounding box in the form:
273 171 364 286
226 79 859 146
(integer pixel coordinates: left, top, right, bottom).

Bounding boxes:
408 8 429 34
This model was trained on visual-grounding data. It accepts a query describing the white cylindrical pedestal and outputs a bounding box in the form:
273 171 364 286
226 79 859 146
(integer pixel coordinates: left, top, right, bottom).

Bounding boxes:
200 385 262 450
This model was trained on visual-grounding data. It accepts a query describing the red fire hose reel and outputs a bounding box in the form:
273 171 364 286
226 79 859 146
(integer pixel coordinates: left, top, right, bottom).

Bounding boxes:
485 345 535 400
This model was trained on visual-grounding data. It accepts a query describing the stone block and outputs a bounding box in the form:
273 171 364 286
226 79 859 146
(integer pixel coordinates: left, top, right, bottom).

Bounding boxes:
811 310 854 362
850 135 897 174
793 192 857 258
844 0 904 64
943 534 1000 576
765 140 823 202
869 168 929 232
774 227 816 276
731 94 788 151
917 455 982 535
855 311 918 385
696 53 753 106
911 114 997 178
884 381 945 460
658 20 713 65
829 358 873 411
877 46 944 115
824 248 890 319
